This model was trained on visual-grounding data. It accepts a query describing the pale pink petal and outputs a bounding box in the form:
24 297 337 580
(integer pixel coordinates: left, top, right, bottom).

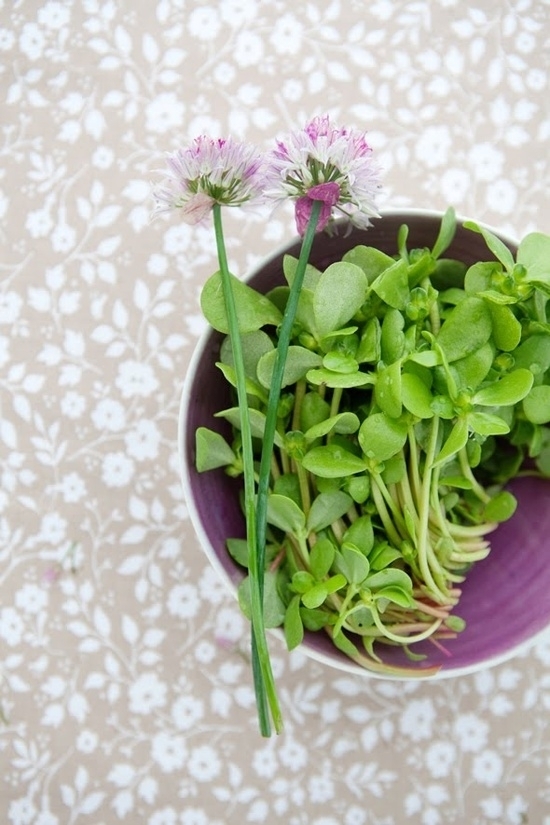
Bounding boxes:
179 192 215 225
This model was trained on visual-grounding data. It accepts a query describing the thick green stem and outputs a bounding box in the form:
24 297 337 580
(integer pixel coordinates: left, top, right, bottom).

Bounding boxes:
417 416 449 603
212 205 281 736
292 379 306 431
458 446 491 503
329 386 343 419
254 208 321 580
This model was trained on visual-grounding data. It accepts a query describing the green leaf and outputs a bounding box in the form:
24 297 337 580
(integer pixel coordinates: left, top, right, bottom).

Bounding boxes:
215 406 284 448
358 413 408 462
346 606 374 632
483 490 517 523
523 385 550 424
356 317 381 364
266 494 306 536
283 254 322 289
478 290 518 305
334 543 371 585
343 515 374 555
256 346 322 389
488 303 522 352
363 567 413 592
313 262 368 337
302 575 346 609
473 368 533 407
401 372 434 419
381 453 406 484
226 538 249 567
346 475 371 503
408 350 441 368
431 207 457 259
220 330 274 379
380 308 405 364
464 262 497 295
299 392 331 432
518 232 550 283
513 335 550 375
332 629 360 657
306 491 353 533
301 444 366 478
468 411 510 436
200 270 282 333
436 297 492 362
322 351 358 374
195 427 236 472
450 342 494 392
292 571 315 594
215 362 267 403
433 417 469 467
371 258 410 309
284 595 304 651
301 606 331 631
306 367 375 389
464 220 516 272
375 360 403 419
368 542 402 571
304 412 360 441
375 586 415 608
342 245 396 283
309 538 336 580
238 571 286 628
273 472 302 507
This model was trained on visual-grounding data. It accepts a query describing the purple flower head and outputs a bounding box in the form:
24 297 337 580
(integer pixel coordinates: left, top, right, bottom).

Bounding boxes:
266 115 381 235
153 136 266 224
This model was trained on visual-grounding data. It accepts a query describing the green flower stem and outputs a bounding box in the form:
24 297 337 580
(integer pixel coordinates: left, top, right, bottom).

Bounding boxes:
212 204 282 737
255 203 322 577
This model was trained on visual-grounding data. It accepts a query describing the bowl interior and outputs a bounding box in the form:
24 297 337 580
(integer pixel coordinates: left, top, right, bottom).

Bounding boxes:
181 212 550 677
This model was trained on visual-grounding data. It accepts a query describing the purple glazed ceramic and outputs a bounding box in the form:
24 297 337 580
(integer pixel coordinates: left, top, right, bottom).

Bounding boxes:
179 210 550 678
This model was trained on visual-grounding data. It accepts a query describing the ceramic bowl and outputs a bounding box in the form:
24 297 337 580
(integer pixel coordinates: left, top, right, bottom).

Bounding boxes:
179 210 550 678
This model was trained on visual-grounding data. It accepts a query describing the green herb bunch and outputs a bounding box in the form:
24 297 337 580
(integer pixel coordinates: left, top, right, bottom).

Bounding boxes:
197 209 550 677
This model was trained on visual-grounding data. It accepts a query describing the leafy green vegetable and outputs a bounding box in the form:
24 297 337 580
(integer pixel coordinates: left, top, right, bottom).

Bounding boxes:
196 213 550 683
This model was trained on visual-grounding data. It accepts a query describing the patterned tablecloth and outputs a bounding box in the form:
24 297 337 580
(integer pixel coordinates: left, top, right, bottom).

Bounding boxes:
1 2 550 824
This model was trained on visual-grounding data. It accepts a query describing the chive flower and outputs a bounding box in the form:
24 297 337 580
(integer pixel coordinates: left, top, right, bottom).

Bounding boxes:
266 114 382 235
153 136 265 224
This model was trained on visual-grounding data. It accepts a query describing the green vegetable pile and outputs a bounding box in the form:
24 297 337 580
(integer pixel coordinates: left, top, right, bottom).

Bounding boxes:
195 211 550 674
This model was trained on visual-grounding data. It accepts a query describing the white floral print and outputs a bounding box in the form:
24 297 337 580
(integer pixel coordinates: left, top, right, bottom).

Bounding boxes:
1 2 549 824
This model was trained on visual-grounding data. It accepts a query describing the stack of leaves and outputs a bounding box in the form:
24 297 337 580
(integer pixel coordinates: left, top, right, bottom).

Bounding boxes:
196 213 550 674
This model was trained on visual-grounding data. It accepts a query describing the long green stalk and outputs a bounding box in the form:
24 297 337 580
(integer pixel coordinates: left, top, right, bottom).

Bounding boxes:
255 201 322 589
212 204 282 736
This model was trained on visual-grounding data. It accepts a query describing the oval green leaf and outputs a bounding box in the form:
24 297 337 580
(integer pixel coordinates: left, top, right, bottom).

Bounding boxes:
201 270 282 333
473 368 533 407
301 444 366 478
313 262 368 337
358 413 408 462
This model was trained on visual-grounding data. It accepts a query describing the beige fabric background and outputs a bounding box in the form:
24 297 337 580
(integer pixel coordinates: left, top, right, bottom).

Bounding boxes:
1 1 550 824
